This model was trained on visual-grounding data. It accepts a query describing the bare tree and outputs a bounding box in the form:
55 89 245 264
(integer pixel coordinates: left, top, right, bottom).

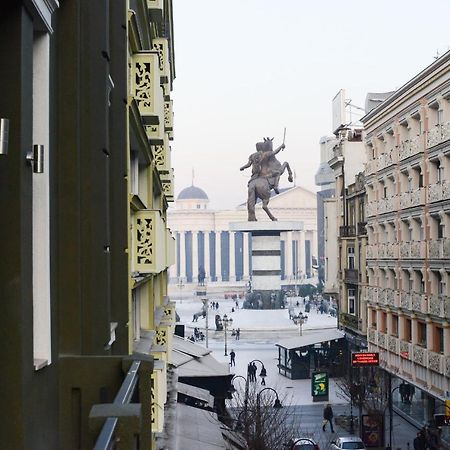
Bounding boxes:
225 382 299 450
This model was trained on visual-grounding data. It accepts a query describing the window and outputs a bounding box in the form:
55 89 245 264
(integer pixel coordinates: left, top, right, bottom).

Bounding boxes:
348 246 355 269
383 185 388 199
438 219 444 239
197 204 201 209
433 326 444 354
405 318 412 341
371 309 377 327
437 160 444 183
348 288 356 315
381 312 387 333
437 109 443 125
418 321 427 347
392 315 399 336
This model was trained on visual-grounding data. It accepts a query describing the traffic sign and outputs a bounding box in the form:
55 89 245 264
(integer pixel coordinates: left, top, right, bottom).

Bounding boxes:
351 352 380 367
311 371 329 397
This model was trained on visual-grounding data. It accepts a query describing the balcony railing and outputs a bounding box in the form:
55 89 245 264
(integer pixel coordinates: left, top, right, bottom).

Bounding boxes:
400 241 426 258
344 268 359 284
399 136 421 161
367 287 378 304
400 188 425 209
428 238 450 259
427 181 450 203
339 312 360 331
339 225 356 237
427 122 450 148
90 358 153 450
365 158 377 175
379 243 399 258
377 147 397 171
366 245 378 259
357 222 367 235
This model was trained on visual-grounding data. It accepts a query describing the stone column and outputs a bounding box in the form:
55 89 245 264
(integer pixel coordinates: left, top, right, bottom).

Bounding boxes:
179 232 186 281
286 231 293 279
229 231 236 282
443 323 450 356
192 231 198 283
204 231 210 282
243 232 249 280
215 231 222 282
298 230 306 278
411 315 418 345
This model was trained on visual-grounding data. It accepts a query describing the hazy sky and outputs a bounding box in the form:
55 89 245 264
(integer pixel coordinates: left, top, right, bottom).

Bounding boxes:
171 0 450 210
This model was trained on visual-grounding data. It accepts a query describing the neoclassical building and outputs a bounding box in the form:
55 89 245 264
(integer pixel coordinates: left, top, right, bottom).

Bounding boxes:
167 184 318 288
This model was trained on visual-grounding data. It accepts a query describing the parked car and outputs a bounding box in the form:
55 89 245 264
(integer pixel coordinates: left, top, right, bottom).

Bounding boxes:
287 437 320 450
330 437 366 450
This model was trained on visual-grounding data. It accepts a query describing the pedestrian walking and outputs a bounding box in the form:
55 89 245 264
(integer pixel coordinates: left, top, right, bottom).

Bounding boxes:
260 366 267 385
413 431 426 450
236 328 240 340
230 350 236 367
322 404 334 433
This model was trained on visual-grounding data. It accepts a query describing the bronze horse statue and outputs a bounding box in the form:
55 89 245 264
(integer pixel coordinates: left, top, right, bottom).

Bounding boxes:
240 137 293 221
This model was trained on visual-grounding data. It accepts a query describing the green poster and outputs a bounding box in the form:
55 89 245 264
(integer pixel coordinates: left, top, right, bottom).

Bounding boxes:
311 371 329 397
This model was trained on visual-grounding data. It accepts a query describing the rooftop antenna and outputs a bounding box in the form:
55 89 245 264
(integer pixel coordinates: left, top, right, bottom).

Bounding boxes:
434 49 440 60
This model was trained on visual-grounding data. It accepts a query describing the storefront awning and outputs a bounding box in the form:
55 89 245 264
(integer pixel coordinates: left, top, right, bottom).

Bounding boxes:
276 329 345 350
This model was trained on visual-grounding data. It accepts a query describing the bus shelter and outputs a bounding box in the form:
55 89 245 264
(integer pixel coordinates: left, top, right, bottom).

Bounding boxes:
276 329 346 379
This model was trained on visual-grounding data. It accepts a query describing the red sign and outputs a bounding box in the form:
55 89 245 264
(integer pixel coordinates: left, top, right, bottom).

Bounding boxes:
351 352 380 367
400 351 409 359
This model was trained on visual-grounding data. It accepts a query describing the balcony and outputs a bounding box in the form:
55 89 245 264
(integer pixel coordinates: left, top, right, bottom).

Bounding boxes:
428 238 450 259
377 147 397 171
427 122 450 148
365 201 377 217
399 188 425 209
366 245 378 259
160 168 174 202
357 222 367 235
377 195 397 215
90 358 153 449
133 210 170 273
379 243 399 258
153 134 171 174
164 99 174 132
413 345 427 367
427 181 450 203
152 38 170 86
399 136 421 161
339 312 360 331
344 268 359 284
399 291 412 310
131 52 165 143
365 158 377 176
400 241 426 258
367 286 378 304
339 225 356 237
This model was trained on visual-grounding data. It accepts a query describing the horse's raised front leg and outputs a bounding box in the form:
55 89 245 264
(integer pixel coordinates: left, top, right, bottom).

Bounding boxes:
262 197 277 221
282 162 294 183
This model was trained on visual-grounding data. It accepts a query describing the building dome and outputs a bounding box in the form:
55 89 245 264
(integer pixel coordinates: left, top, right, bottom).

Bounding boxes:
177 185 209 200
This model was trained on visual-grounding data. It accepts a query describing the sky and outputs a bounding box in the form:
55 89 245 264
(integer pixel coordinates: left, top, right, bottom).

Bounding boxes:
171 0 450 210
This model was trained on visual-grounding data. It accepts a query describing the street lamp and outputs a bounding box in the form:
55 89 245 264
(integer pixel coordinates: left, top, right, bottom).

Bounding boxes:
293 312 306 336
177 277 184 303
222 314 233 356
201 297 209 348
290 438 317 450
255 387 282 448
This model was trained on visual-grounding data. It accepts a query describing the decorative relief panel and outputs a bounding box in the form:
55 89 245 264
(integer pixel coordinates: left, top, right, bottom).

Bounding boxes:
164 100 173 131
134 210 167 273
400 340 411 359
368 328 376 343
152 134 171 173
413 345 426 367
131 52 164 140
388 336 398 353
152 38 169 83
427 351 443 374
445 356 450 377
377 332 386 349
154 328 168 346
428 295 442 316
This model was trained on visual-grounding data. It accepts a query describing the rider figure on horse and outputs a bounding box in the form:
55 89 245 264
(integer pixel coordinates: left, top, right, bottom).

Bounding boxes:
240 138 287 194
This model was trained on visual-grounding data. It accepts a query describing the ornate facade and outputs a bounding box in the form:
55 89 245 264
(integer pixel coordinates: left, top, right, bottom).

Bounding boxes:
363 51 450 427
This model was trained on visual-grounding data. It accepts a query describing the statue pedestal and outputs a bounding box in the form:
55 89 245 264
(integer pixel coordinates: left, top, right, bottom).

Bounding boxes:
230 221 303 308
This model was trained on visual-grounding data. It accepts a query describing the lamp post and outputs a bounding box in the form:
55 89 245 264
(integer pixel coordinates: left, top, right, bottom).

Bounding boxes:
256 387 282 448
293 312 306 336
291 438 316 450
201 297 209 348
177 277 184 303
222 314 233 356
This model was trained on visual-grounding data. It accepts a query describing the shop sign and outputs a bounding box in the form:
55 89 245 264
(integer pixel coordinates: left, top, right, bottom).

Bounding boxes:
351 352 379 367
311 371 329 397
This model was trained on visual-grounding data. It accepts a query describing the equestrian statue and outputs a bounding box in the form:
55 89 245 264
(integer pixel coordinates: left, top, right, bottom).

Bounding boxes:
240 136 293 221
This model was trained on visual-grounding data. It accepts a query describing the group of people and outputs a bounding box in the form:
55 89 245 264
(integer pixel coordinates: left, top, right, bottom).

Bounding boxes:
247 362 267 385
414 426 444 450
210 301 220 310
399 381 416 404
188 327 205 342
231 328 241 340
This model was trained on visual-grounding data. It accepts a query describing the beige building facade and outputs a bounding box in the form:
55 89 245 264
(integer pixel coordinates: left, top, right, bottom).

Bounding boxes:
363 51 450 428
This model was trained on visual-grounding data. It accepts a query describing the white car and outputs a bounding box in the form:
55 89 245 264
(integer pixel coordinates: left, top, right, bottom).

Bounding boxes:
330 437 366 450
